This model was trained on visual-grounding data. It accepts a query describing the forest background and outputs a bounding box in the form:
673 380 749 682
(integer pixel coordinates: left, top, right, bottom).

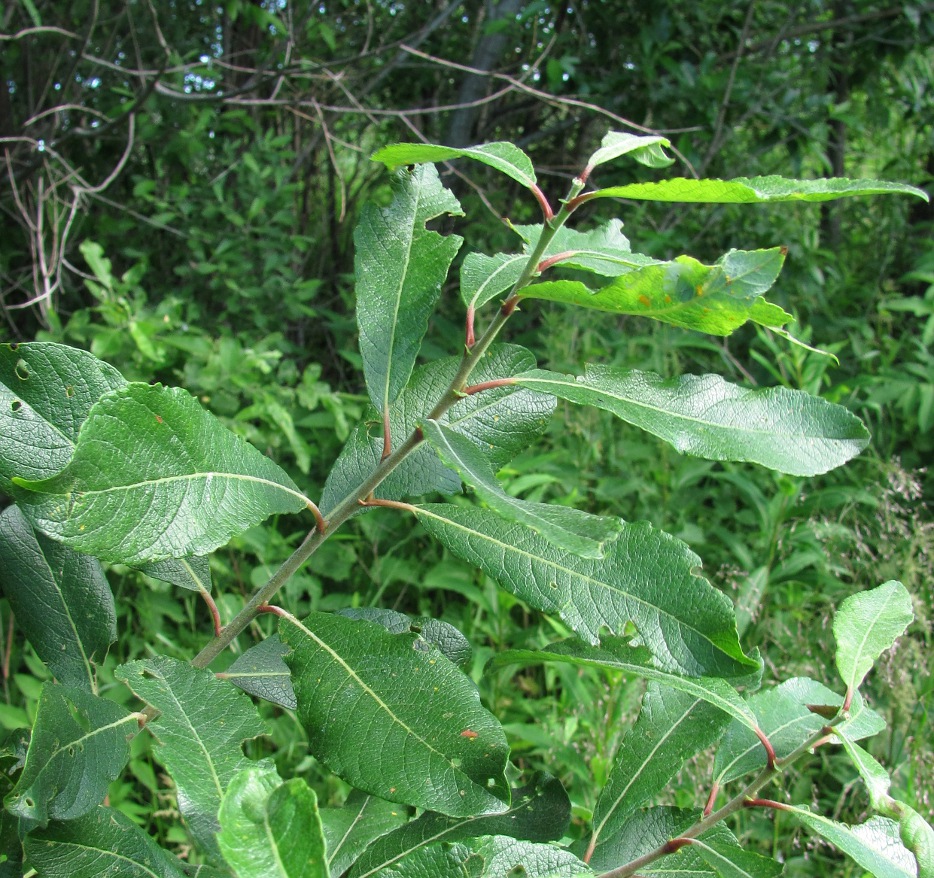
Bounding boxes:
1 1 933 874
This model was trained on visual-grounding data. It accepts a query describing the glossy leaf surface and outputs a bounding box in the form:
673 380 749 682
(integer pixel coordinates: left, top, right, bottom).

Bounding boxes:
224 635 296 710
371 141 536 188
321 790 409 877
513 367 869 476
15 383 310 564
281 612 510 817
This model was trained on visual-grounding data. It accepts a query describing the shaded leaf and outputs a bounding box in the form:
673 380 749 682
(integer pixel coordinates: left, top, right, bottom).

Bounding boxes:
138 555 213 592
321 790 409 877
224 635 296 710
372 142 536 189
415 505 758 675
512 367 869 476
585 131 674 170
280 612 510 817
461 251 527 312
15 383 310 565
690 839 784 878
0 505 115 692
355 164 463 416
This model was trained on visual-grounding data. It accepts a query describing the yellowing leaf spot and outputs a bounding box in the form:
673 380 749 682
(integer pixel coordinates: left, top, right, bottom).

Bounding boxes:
638 294 651 307
695 285 703 296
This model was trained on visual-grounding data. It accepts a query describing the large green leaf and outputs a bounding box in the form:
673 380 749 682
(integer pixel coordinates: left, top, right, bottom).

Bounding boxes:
584 131 674 170
116 656 268 857
0 505 115 692
487 638 759 729
834 581 914 694
0 342 126 493
415 505 758 676
24 806 187 878
512 367 869 476
520 248 787 336
14 383 311 565
218 763 328 878
591 685 729 849
355 164 463 417
690 839 784 878
371 142 537 189
5 684 135 826
779 677 884 741
320 345 555 514
280 612 510 817
580 175 929 204
223 634 297 710
348 772 571 878
321 790 410 877
421 419 622 558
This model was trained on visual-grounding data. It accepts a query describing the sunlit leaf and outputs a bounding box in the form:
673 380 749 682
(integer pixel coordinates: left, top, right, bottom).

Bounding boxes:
585 131 674 170
372 141 537 188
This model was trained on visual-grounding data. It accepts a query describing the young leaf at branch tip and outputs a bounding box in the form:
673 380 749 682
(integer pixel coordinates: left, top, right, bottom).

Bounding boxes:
371 141 537 189
584 131 675 172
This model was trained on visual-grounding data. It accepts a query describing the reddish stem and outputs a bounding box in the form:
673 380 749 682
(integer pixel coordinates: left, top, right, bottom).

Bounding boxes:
537 250 579 273
744 797 791 811
842 686 854 713
461 377 516 396
501 295 520 317
2 611 13 684
703 783 720 817
754 725 777 769
256 603 289 619
466 306 476 348
663 837 693 855
199 589 223 637
359 497 417 514
381 410 392 461
529 183 554 221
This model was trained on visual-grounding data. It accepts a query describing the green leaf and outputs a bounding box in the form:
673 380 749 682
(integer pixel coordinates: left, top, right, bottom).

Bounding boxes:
320 346 555 515
0 505 115 692
513 366 869 477
348 772 571 878
280 612 510 817
218 763 328 878
690 838 784 878
372 142 537 189
224 635 297 710
415 505 758 676
14 383 310 565
834 581 914 694
421 419 622 558
461 252 527 311
779 677 884 741
585 131 674 170
136 554 213 592
24 806 188 878
355 164 463 416
786 808 918 878
519 248 787 336
591 685 729 849
581 175 929 204
0 342 126 493
838 736 893 809
899 807 934 878
487 638 759 729
5 684 135 825
116 656 268 857
321 790 409 877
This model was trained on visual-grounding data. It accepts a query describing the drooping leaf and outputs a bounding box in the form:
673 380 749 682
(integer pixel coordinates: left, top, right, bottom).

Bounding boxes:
321 790 410 877
519 248 787 337
14 383 311 564
512 367 869 476
0 505 115 692
579 175 929 204
421 419 622 558
348 772 571 878
224 635 297 710
280 612 510 817
0 342 126 493
486 638 760 729
591 685 729 849
838 736 893 809
690 838 784 878
898 807 934 878
355 164 463 417
372 141 537 189
137 554 213 592
5 684 135 826
415 505 758 676
320 345 555 515
786 808 918 878
24 806 188 878
116 656 268 857
218 763 328 878
834 581 914 694
585 131 674 170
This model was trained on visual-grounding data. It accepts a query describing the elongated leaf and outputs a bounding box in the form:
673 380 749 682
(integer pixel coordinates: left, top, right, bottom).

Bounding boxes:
349 772 571 878
585 131 674 170
786 808 918 878
25 806 187 878
513 366 869 477
779 677 884 741
487 638 759 729
520 248 787 336
0 342 126 492
0 505 115 691
5 684 135 825
415 505 758 676
321 791 409 877
461 251 527 311
421 419 622 558
372 142 536 189
591 685 729 848
834 581 913 694
218 763 328 878
224 635 297 710
355 164 463 416
14 383 310 565
280 612 510 817
580 176 929 204
690 839 784 878
320 345 555 515
138 555 212 592
116 656 268 857
838 736 893 808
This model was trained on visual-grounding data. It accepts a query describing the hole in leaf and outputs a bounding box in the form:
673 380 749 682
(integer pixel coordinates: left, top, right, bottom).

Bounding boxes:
65 385 74 397
11 400 22 413
24 797 34 808
14 360 30 380
8 343 18 350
